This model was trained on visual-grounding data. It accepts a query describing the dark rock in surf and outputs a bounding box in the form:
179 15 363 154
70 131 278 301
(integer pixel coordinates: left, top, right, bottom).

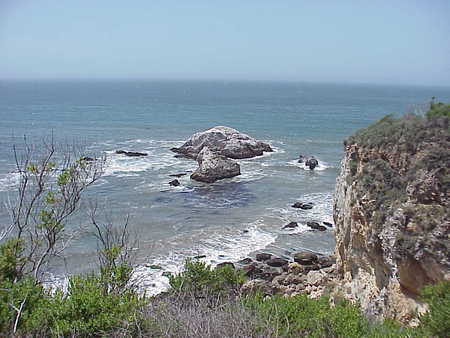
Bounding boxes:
80 156 96 162
292 202 314 210
282 221 298 229
169 179 180 187
169 173 187 178
116 150 148 157
305 157 319 170
238 258 253 265
307 221 327 231
323 221 333 227
256 253 272 262
266 257 289 267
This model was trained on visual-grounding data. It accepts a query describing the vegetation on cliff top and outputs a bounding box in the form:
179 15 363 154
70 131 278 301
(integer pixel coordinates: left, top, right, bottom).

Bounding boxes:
344 102 449 228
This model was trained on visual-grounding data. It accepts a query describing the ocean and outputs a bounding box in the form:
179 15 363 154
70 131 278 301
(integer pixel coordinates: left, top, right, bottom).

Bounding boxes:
1 80 449 294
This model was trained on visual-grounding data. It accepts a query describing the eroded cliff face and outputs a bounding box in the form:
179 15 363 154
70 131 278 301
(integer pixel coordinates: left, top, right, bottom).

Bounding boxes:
333 115 450 324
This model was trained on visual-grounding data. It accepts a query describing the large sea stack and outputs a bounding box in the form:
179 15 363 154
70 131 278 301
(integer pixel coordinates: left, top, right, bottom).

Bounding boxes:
171 126 273 160
333 114 450 323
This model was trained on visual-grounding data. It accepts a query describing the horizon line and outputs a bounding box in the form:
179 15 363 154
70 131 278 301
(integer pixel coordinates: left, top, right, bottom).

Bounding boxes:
1 77 449 89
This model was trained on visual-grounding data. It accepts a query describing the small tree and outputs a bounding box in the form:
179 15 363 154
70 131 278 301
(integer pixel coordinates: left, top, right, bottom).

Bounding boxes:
2 136 104 282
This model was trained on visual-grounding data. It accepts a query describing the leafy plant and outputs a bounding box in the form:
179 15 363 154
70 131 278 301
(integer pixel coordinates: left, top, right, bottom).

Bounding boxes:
169 259 245 296
419 281 450 337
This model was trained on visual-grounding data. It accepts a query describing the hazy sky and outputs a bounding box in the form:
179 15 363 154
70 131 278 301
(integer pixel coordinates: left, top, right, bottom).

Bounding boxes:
1 1 449 86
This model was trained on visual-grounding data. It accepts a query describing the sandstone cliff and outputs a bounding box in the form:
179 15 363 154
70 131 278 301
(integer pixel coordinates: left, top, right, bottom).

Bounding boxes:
333 114 450 324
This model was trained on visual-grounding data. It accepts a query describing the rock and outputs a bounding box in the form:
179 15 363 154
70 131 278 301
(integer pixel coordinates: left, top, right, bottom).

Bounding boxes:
260 266 284 281
169 179 180 187
242 229 249 234
306 221 327 231
190 147 241 183
216 262 235 269
293 251 318 265
291 202 314 210
298 154 306 163
266 257 289 267
147 264 163 270
241 279 273 295
171 126 273 160
169 173 187 178
237 258 253 265
305 157 319 170
242 263 263 278
256 253 272 261
323 221 333 227
115 150 148 157
162 271 172 278
288 262 305 274
306 271 327 286
317 255 336 268
80 156 95 162
193 255 206 259
282 221 298 229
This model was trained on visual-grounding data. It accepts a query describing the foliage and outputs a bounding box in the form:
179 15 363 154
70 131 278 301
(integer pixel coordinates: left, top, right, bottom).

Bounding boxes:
169 259 245 296
31 273 144 337
244 293 418 337
5 138 104 280
426 102 450 119
0 277 47 334
419 281 450 337
0 239 25 282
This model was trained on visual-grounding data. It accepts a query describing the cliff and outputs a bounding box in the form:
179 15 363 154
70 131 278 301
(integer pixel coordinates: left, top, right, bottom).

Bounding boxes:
333 113 450 324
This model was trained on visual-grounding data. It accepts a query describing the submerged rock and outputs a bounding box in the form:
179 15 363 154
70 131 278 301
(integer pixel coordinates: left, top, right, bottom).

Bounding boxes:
291 202 314 210
171 126 273 160
190 147 241 183
282 221 298 229
306 221 327 231
169 173 188 178
168 179 180 187
116 150 148 157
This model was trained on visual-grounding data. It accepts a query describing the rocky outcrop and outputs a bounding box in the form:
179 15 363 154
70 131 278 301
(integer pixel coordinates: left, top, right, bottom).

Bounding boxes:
333 115 450 324
171 126 273 160
190 147 241 183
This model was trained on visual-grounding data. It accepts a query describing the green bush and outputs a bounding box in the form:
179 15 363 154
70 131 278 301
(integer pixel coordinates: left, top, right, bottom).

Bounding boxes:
31 273 144 337
426 102 450 119
169 259 245 295
420 281 450 337
0 277 47 333
243 293 418 337
0 239 25 283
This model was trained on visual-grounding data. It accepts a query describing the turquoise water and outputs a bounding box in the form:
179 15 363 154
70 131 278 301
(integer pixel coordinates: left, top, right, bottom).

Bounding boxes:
1 80 448 293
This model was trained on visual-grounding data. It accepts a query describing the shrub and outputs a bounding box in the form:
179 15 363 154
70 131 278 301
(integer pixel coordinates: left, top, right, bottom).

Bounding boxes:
169 259 245 297
32 272 145 337
420 281 450 337
426 102 450 119
243 293 418 337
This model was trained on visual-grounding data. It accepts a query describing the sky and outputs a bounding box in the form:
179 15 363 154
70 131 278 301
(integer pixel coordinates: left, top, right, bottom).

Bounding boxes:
1 0 449 86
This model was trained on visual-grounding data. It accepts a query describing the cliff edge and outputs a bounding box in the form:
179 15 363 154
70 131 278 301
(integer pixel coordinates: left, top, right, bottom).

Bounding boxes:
333 111 450 324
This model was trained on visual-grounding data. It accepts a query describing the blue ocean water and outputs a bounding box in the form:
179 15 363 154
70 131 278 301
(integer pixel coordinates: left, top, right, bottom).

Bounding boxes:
1 80 449 293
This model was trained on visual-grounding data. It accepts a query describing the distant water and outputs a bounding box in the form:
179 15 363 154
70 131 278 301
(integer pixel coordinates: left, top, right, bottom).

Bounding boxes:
1 80 449 294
